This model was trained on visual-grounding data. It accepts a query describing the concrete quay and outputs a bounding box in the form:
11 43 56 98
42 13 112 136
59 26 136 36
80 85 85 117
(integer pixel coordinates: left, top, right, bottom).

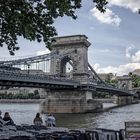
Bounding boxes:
0 124 124 140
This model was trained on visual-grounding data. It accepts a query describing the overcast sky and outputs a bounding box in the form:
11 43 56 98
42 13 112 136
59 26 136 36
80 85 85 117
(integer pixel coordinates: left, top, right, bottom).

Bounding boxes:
0 0 140 76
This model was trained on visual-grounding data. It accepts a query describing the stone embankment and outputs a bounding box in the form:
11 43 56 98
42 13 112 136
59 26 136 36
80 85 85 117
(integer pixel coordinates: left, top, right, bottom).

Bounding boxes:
0 124 124 140
94 98 114 103
0 99 42 103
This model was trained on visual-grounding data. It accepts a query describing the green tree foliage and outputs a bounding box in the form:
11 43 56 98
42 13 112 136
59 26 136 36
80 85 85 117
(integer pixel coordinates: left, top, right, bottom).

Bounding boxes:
129 73 140 88
105 79 118 87
1 0 139 55
0 92 40 99
92 91 107 98
104 74 118 87
93 0 108 12
0 0 109 55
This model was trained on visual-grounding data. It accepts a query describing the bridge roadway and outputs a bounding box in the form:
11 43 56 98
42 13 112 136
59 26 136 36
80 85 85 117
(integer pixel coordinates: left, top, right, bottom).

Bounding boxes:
0 69 79 89
0 69 132 96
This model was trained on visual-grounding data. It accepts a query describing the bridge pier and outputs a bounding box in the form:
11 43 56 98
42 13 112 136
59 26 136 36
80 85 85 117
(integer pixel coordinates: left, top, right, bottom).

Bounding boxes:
115 96 133 106
39 90 102 113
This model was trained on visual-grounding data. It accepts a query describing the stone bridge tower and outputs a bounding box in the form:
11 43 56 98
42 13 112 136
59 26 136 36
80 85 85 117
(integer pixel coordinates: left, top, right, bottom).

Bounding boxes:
40 35 102 113
50 35 90 83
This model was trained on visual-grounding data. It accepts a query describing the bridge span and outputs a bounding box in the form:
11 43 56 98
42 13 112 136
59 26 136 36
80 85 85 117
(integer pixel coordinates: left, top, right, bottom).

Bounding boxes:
0 69 132 97
0 35 134 113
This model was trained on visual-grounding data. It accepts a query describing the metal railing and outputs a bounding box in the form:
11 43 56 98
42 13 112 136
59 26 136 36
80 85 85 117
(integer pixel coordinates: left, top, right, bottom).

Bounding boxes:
0 69 80 87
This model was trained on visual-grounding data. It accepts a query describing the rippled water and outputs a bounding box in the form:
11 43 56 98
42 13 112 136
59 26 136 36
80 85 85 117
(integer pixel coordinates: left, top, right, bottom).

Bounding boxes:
0 103 140 130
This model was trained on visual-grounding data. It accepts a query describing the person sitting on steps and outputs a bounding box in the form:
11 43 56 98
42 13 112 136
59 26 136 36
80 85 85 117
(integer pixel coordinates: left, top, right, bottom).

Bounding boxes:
33 113 43 126
3 112 15 125
45 113 56 127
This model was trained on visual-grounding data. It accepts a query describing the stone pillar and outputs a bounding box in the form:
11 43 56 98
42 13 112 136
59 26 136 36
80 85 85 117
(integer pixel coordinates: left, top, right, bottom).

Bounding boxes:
41 35 103 113
49 35 91 83
39 90 102 113
115 96 133 105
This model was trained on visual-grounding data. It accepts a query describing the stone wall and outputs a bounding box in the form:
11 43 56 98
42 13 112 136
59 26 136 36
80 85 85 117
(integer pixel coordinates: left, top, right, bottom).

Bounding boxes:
39 90 102 113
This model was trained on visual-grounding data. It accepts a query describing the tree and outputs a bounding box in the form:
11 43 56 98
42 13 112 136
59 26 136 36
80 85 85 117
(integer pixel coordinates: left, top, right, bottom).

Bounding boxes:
0 0 108 55
129 72 140 88
0 0 139 55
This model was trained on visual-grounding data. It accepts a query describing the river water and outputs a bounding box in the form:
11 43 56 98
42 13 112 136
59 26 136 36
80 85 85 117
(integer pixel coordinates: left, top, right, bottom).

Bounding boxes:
0 103 140 130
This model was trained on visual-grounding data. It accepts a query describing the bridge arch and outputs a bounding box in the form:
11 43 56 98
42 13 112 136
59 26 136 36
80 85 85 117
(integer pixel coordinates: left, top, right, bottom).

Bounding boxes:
60 55 75 77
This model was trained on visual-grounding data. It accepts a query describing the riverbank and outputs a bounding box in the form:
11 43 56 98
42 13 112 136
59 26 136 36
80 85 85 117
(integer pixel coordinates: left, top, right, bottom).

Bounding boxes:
0 124 124 140
0 98 114 104
102 101 140 112
0 99 42 103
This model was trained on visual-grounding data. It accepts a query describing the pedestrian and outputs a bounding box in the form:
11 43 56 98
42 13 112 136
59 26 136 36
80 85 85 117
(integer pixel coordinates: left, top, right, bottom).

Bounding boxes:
3 112 15 125
33 113 43 126
45 113 56 127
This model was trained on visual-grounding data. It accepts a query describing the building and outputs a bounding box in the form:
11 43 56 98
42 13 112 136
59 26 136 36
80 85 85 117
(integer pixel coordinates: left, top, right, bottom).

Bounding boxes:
117 75 132 90
132 69 140 76
98 73 113 81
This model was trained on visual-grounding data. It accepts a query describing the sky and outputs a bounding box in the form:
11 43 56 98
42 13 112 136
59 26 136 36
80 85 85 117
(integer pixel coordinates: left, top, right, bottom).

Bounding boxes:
0 0 140 76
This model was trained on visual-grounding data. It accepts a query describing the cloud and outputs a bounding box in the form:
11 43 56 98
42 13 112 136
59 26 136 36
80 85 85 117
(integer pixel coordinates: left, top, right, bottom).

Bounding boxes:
108 0 140 13
132 50 140 62
92 62 140 76
90 8 121 26
124 45 140 62
36 49 50 56
125 44 135 58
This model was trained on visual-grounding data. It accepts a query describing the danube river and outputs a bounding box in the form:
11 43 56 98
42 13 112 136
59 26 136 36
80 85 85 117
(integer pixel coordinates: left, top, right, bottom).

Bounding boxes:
0 103 140 130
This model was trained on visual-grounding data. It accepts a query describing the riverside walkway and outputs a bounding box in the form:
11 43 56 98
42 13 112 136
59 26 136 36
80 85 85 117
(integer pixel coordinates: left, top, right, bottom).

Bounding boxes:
0 124 124 140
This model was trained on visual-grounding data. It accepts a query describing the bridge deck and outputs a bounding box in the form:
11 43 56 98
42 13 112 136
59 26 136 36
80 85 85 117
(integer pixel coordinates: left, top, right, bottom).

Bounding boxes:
0 70 80 89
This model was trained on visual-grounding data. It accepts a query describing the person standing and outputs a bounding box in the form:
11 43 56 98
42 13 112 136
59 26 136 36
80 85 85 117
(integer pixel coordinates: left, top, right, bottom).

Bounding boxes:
33 113 43 126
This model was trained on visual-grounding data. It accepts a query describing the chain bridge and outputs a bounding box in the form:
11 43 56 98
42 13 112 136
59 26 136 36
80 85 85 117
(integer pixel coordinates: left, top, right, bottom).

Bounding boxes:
0 35 133 113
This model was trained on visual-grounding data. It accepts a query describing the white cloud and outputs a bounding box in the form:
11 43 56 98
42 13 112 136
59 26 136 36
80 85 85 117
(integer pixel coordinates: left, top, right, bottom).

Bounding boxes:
90 8 121 26
132 50 140 62
36 49 50 56
125 44 135 58
124 45 140 62
92 62 140 76
108 0 140 13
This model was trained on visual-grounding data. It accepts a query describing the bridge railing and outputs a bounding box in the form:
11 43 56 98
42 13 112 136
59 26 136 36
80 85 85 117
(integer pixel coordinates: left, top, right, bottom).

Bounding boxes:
0 69 80 86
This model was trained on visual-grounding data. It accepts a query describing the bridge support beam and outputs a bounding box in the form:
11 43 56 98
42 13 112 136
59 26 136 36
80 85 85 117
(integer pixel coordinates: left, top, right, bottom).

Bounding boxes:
39 90 102 113
115 96 133 106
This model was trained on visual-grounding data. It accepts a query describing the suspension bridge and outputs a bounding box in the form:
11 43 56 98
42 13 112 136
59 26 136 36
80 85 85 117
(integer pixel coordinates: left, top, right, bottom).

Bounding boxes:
0 35 133 113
